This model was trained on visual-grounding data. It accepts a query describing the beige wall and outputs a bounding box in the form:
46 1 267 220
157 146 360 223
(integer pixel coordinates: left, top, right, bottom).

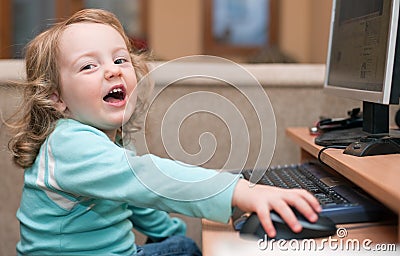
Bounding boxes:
279 0 313 62
148 0 203 60
147 0 332 63
0 85 23 256
279 0 332 63
309 0 332 63
0 4 2 54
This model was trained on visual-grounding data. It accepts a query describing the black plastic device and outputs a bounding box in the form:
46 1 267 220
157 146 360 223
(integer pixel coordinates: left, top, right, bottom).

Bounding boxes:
344 136 400 156
240 211 337 240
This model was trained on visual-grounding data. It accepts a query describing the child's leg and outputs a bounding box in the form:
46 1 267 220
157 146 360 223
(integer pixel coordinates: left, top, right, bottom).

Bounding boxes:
135 235 202 256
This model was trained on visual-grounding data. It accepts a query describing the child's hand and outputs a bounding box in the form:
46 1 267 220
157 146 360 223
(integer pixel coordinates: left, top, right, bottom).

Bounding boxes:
231 179 322 238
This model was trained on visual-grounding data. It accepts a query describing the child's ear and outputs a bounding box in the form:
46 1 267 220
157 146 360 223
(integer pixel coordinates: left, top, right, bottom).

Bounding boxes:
50 91 67 112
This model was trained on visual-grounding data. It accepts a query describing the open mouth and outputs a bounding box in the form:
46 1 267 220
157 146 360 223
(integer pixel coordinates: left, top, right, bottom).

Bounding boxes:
103 86 126 103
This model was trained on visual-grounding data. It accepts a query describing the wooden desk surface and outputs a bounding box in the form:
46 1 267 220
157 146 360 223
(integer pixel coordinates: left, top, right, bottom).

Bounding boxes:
286 127 400 215
202 219 398 255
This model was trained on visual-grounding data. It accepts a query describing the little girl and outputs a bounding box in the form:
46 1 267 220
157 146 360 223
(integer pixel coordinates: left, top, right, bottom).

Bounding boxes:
8 9 321 256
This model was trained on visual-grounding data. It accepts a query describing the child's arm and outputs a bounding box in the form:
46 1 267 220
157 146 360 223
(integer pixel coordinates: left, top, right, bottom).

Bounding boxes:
231 179 322 238
128 205 186 242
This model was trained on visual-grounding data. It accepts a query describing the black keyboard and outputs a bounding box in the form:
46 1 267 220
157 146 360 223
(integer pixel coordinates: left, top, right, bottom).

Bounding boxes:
241 162 392 224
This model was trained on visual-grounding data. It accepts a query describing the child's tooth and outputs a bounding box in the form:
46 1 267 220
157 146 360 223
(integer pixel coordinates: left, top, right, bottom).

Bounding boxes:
109 88 122 94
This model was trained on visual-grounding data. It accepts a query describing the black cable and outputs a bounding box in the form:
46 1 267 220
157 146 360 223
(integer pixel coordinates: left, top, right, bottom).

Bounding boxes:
317 145 347 165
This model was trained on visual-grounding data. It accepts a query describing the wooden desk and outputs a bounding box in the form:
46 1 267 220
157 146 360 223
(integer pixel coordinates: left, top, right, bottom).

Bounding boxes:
202 219 398 255
286 127 400 236
202 127 400 255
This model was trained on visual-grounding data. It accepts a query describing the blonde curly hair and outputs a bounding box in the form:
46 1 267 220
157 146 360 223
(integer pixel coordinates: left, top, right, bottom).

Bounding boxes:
8 9 153 169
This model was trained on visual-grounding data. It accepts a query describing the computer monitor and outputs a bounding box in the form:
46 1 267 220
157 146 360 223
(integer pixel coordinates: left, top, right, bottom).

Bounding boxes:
325 0 400 135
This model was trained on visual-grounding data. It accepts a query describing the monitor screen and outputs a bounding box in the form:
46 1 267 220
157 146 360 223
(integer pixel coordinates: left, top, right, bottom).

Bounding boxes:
324 0 400 134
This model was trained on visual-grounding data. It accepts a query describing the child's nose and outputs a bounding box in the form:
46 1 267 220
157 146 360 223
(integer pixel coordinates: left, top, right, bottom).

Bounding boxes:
105 64 122 79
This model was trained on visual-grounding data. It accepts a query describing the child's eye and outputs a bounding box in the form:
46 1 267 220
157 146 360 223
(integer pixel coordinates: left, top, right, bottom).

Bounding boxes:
114 58 128 64
80 64 96 71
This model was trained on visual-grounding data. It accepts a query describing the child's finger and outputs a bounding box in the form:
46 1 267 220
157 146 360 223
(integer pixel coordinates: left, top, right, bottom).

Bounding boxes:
298 189 322 212
291 199 319 223
273 206 302 233
285 189 322 214
256 210 277 238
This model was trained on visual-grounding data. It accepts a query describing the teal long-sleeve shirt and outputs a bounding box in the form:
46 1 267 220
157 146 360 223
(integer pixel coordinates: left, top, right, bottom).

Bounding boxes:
16 119 240 255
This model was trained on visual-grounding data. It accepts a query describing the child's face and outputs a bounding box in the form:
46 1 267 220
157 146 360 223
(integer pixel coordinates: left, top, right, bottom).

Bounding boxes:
57 22 137 139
